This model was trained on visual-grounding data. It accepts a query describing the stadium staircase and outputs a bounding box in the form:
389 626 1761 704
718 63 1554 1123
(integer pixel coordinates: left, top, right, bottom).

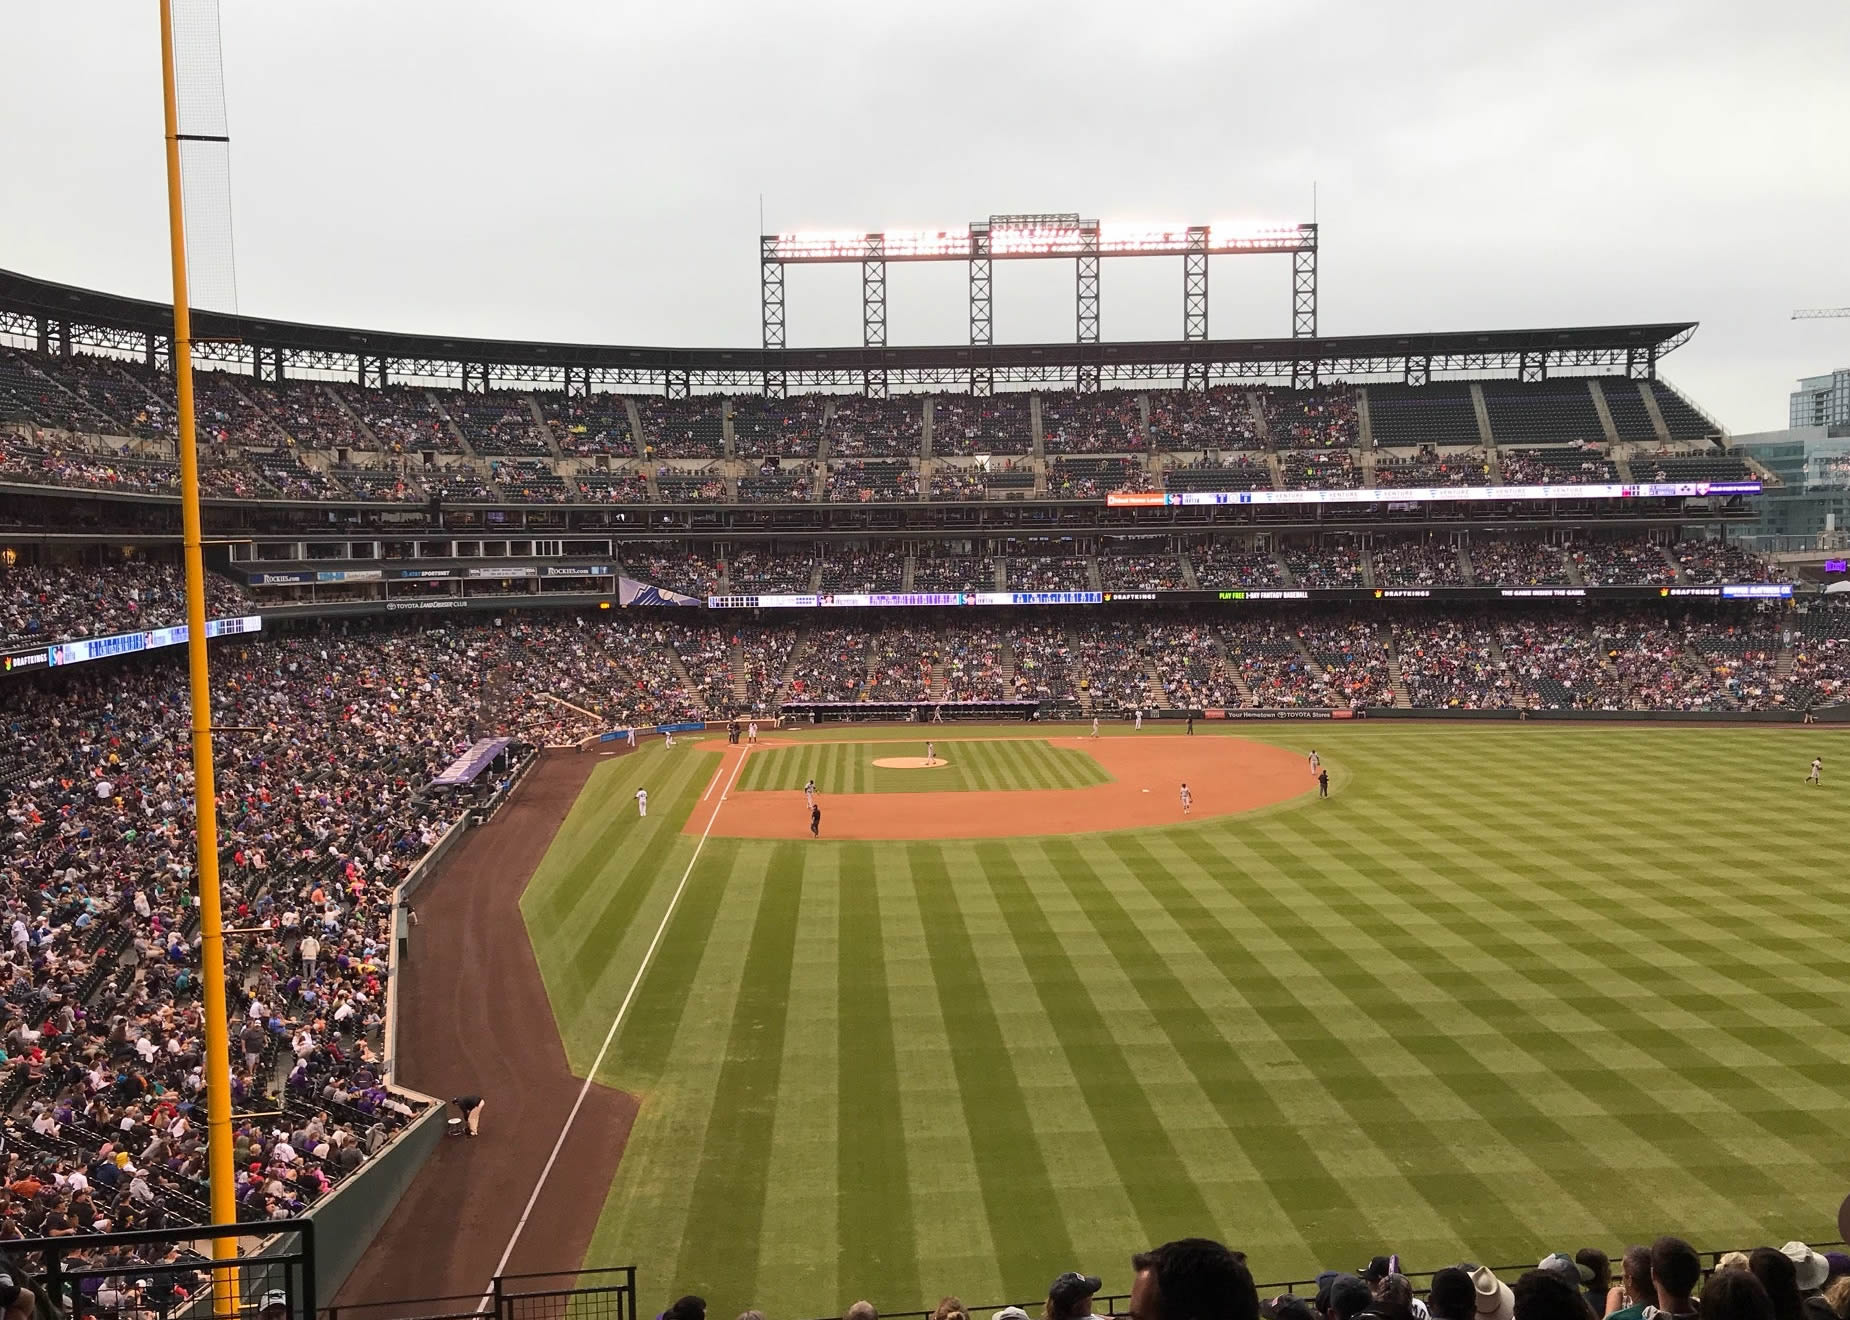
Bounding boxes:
1272 549 1297 587
1246 391 1271 449
1384 647 1412 708
1470 383 1497 456
720 403 737 459
1613 447 1636 482
1457 544 1477 582
1354 389 1375 449
660 642 700 694
324 385 387 449
525 397 565 460
1086 556 1103 590
1137 647 1166 709
1178 552 1201 590
727 642 750 707
1587 379 1622 446
927 659 948 701
810 560 826 591
429 393 479 459
993 559 1008 591
815 401 835 462
1639 385 1675 445
1561 550 1587 588
1660 545 1688 583
1063 622 1093 714
1356 445 1378 486
1031 458 1048 497
776 626 812 709
1359 547 1378 589
1263 451 1286 489
1210 632 1255 706
1028 395 1046 461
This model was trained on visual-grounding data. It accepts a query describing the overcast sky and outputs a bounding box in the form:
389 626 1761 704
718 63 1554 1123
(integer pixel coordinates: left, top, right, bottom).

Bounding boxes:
3 0 1847 432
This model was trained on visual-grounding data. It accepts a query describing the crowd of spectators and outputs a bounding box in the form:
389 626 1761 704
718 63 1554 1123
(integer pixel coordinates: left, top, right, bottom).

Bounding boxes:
785 626 874 701
737 459 813 505
930 397 1033 456
1163 455 1273 492
828 398 924 457
725 550 816 595
820 549 907 593
1189 544 1282 589
1298 619 1396 707
1221 618 1323 706
1075 620 1154 712
0 441 181 496
1284 544 1365 589
636 399 726 460
1048 457 1146 499
1674 541 1777 584
825 460 916 503
1038 391 1145 454
934 619 1012 700
1393 616 1516 708
1263 385 1357 449
1147 386 1263 451
626 550 722 598
927 464 989 500
1008 622 1079 705
1570 538 1678 587
328 385 458 455
1009 557 1093 592
1144 620 1232 707
913 556 995 593
1469 540 1569 586
572 469 651 504
1374 446 1491 488
1500 445 1615 484
1279 450 1359 489
730 624 799 714
653 467 728 503
867 624 938 699
2 561 247 647
733 398 827 460
1371 539 1465 587
1098 547 1186 591
541 394 637 458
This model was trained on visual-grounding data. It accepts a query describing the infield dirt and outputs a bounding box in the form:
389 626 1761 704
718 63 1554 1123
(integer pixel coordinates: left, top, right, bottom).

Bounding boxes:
692 734 1315 840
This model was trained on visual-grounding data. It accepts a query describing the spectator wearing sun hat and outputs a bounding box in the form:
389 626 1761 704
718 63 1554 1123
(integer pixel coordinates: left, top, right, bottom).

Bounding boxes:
1471 1267 1515 1320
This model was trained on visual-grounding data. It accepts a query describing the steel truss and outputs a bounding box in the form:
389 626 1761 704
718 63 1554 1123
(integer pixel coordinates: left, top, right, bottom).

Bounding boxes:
969 223 993 395
862 233 886 398
760 236 786 399
1182 227 1209 391
1075 221 1101 393
1291 227 1319 390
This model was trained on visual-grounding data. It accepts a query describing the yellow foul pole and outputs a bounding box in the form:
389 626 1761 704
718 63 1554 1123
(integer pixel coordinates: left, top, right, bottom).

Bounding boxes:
157 0 242 1310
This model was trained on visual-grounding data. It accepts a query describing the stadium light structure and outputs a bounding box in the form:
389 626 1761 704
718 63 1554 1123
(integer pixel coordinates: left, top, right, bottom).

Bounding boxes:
157 2 241 1314
759 211 1318 396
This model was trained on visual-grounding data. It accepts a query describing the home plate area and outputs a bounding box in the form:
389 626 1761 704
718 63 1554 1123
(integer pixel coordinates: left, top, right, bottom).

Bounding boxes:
690 733 1318 840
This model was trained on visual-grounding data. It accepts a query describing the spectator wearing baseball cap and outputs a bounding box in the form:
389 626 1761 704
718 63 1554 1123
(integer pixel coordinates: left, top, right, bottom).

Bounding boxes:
1049 1272 1108 1320
1326 1275 1378 1320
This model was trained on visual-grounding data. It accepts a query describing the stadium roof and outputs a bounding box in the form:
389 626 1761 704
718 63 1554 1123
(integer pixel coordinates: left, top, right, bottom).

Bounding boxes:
0 267 1696 388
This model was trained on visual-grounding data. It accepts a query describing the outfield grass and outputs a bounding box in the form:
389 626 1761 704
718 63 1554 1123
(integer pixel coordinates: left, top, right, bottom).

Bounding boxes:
519 726 1850 1316
736 737 1110 794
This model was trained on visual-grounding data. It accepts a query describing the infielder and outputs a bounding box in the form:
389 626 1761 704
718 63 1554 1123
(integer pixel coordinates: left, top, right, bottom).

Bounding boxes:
1135 709 1143 731
626 728 637 749
1308 748 1321 778
748 721 759 744
663 729 675 748
1091 717 1100 739
635 787 648 818
1179 782 1192 815
804 778 817 808
1808 756 1822 786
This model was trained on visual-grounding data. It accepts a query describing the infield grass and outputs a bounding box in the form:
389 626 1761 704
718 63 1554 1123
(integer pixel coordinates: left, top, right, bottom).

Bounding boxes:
518 725 1850 1316
736 737 1110 794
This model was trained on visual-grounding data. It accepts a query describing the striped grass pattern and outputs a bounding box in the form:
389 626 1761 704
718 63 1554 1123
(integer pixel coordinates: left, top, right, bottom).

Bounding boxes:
520 727 1850 1318
736 738 1110 794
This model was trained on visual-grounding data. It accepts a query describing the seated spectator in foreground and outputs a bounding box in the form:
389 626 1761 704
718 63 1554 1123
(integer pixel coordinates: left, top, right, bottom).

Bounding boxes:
1702 1274 1776 1320
1651 1237 1702 1320
1131 1238 1258 1320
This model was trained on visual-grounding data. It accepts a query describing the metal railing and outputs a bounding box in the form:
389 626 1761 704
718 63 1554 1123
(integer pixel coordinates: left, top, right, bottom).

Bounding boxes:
12 1219 314 1320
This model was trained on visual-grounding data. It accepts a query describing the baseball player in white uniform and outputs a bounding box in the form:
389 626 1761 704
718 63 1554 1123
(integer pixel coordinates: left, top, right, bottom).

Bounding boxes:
635 788 648 817
1091 717 1100 739
1179 782 1192 815
804 778 817 808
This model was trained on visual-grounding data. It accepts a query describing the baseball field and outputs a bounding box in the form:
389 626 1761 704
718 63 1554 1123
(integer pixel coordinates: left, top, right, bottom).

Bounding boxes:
509 725 1848 1317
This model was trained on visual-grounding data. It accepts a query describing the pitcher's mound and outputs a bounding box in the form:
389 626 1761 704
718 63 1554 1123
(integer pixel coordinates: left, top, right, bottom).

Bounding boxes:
873 756 949 769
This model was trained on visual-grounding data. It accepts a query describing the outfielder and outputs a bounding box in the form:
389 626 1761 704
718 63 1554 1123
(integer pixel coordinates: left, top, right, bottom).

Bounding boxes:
805 778 817 808
1308 748 1321 778
1808 756 1822 786
1135 709 1143 731
635 787 648 818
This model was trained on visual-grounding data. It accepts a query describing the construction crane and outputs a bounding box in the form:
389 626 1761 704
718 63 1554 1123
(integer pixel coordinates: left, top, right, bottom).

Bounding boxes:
1792 308 1850 319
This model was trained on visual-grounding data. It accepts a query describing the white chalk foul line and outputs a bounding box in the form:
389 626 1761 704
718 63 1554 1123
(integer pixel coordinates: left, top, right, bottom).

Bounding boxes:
477 743 751 1307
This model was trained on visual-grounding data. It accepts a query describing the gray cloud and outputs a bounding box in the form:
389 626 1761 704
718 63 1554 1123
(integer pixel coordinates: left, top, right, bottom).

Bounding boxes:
3 0 1847 430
